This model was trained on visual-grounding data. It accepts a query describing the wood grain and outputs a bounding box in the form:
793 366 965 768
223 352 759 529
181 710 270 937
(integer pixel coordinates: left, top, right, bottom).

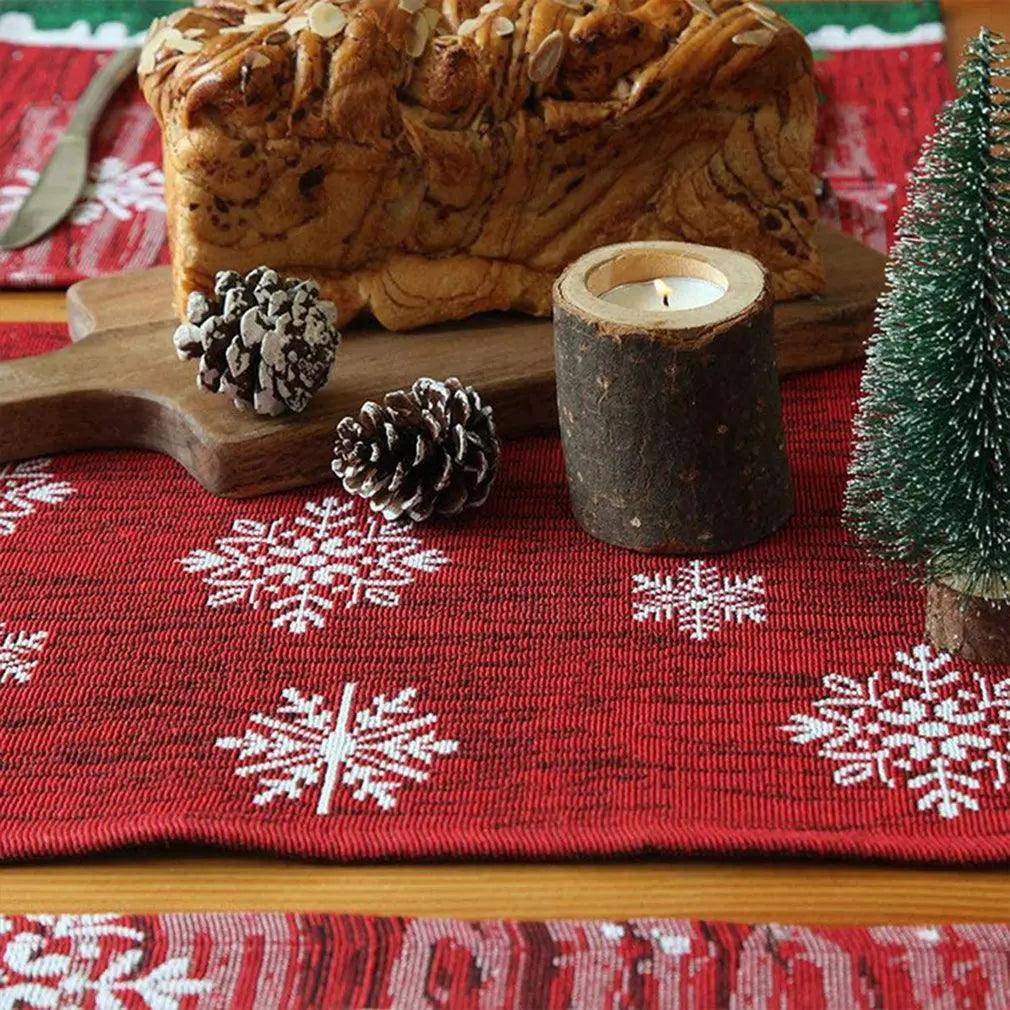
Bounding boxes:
0 225 883 499
1 289 65 322
943 0 1010 60
2 856 1008 924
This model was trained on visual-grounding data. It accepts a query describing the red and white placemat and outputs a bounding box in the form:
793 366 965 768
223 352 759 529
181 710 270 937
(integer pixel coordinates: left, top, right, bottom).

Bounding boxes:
0 41 165 287
2 323 1009 865
2 912 1008 1009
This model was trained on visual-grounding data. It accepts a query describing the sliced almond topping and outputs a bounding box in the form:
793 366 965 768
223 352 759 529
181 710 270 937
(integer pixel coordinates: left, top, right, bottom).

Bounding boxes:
422 7 442 29
441 0 460 30
173 35 204 53
138 27 170 74
458 2 505 37
219 24 252 34
745 1 779 30
551 0 584 9
733 27 774 46
406 11 431 55
139 25 203 73
285 14 309 32
528 28 563 82
612 77 631 99
245 10 287 26
400 0 427 11
456 2 504 38
307 0 348 37
249 51 272 68
183 26 205 37
686 0 716 18
492 14 514 35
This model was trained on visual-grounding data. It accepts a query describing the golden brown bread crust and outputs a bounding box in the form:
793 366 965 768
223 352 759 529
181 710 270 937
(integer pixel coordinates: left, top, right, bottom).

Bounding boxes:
142 0 824 329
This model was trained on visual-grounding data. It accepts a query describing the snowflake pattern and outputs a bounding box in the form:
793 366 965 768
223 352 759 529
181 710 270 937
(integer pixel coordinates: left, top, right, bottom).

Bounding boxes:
0 622 47 686
179 497 450 634
0 458 74 537
782 644 1010 819
217 682 459 814
0 913 212 1009
0 157 165 227
631 561 767 640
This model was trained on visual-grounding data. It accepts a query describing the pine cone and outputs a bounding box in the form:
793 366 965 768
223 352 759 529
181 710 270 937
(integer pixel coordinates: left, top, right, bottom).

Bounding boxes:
333 378 499 522
173 266 341 416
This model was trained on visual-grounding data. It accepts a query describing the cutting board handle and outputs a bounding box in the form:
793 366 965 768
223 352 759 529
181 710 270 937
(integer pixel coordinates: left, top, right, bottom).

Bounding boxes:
0 330 200 464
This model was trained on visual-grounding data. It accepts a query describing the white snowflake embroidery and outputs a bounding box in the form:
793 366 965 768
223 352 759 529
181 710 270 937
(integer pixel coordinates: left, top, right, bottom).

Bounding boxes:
782 644 1010 820
0 914 212 1009
179 497 450 634
216 682 459 814
0 158 165 227
0 622 47 686
631 560 766 640
649 929 692 957
0 458 74 537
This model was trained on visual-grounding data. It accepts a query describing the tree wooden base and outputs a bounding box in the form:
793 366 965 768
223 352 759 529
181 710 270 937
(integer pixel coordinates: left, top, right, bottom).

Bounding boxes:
926 581 1010 663
553 242 793 554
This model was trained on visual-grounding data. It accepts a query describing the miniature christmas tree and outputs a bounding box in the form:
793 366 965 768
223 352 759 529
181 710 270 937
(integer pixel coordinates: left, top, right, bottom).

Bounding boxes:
844 28 1010 661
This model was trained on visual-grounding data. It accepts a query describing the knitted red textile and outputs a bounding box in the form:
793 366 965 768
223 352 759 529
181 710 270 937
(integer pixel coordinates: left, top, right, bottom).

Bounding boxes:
2 913 1008 1009
2 323 1009 864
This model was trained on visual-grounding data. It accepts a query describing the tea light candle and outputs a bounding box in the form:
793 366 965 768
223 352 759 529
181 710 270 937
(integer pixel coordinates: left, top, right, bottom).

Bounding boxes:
600 275 725 312
553 239 793 554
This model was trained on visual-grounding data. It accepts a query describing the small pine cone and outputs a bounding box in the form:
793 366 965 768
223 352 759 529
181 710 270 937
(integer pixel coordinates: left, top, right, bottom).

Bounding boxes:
333 377 499 522
173 266 341 416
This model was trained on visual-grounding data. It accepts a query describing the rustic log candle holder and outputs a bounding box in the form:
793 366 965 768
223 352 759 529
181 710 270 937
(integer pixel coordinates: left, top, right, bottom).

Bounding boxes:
553 241 793 554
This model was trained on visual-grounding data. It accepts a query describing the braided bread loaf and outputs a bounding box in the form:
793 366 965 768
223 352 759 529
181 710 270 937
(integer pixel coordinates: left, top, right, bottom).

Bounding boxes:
141 0 824 330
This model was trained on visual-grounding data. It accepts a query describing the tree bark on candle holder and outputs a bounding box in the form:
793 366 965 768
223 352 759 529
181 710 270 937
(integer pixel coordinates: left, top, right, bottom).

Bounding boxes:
553 252 793 554
926 581 1010 663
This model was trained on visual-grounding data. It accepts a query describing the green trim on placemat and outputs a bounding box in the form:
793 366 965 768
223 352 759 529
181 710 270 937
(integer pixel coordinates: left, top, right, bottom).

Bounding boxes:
770 1 944 52
770 2 943 35
0 2 181 31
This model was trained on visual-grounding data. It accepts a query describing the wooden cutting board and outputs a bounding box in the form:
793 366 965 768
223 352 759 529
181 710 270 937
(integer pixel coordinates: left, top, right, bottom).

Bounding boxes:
0 224 883 498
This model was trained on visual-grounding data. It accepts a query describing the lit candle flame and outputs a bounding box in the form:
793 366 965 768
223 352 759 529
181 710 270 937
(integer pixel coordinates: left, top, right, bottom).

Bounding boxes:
653 278 673 308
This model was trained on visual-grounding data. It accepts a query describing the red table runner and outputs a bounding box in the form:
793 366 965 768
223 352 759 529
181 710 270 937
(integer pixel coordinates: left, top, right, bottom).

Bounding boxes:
2 323 1010 865
2 912 1008 1009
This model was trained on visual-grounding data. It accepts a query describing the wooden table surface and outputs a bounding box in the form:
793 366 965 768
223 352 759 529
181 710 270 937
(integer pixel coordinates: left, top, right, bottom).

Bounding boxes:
3 0 1010 926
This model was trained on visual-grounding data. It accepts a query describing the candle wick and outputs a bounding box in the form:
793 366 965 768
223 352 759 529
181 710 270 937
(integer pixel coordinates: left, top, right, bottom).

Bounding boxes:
652 278 674 309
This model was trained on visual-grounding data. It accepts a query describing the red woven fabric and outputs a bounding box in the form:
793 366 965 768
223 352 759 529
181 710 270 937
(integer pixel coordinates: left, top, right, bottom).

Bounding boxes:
2 912 1008 1009
0 43 166 287
815 42 955 249
2 323 1010 864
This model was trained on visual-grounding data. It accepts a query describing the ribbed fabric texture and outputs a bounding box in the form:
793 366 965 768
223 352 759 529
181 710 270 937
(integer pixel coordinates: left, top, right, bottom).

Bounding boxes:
2 323 1009 864
2 913 1008 1009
